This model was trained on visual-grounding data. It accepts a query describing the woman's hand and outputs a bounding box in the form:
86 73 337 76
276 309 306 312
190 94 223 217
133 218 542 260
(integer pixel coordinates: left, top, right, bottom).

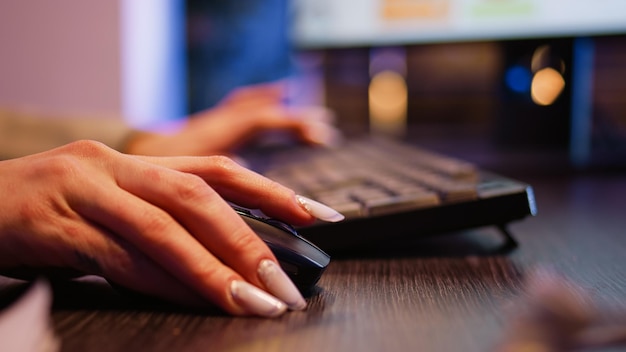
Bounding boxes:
0 140 341 317
125 82 342 157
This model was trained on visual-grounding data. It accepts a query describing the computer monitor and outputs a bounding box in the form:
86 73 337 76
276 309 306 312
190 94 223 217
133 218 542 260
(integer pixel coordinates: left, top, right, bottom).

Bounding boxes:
290 0 626 49
289 0 626 167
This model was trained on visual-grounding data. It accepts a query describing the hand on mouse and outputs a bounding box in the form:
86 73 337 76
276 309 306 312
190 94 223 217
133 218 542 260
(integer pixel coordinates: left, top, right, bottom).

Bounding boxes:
0 140 342 317
124 81 343 157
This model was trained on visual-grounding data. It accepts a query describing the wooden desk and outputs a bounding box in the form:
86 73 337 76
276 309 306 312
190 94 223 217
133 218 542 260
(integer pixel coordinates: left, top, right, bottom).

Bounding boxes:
2 172 626 352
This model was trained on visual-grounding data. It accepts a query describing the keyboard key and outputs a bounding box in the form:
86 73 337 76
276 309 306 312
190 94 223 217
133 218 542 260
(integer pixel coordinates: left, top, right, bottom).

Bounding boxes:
365 192 441 216
254 136 535 253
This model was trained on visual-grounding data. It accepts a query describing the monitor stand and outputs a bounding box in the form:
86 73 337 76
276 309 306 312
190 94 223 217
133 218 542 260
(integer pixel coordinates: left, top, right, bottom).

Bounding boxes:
569 37 595 168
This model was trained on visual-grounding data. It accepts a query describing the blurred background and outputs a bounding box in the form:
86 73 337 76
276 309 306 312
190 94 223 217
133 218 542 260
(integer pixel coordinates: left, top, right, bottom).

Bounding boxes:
1 0 625 170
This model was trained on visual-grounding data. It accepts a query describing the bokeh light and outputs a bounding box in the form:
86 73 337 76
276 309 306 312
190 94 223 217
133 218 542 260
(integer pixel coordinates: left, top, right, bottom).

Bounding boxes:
531 67 566 106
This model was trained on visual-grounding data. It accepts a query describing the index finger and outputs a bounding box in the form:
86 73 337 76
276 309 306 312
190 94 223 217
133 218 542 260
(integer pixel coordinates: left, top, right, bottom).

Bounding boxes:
135 155 318 224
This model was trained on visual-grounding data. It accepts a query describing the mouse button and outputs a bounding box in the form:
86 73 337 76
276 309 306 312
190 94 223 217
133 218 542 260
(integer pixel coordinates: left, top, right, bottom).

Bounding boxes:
241 217 297 247
265 219 297 235
241 217 330 268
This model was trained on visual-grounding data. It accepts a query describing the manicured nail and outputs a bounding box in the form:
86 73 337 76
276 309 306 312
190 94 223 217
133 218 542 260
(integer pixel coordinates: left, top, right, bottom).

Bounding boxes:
304 121 343 147
230 280 287 318
294 106 336 123
296 195 345 222
258 259 307 311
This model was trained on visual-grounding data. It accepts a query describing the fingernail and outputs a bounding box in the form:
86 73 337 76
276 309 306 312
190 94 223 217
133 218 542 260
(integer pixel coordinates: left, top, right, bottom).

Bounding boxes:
291 106 335 123
296 195 345 222
304 121 343 147
258 259 307 311
230 280 287 318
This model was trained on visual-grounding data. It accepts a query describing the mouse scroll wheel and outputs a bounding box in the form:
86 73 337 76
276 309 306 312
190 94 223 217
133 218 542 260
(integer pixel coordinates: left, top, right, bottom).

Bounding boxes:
266 219 298 235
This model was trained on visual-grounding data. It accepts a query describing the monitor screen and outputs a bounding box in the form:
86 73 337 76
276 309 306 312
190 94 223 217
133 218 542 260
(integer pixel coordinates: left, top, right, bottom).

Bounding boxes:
290 0 626 48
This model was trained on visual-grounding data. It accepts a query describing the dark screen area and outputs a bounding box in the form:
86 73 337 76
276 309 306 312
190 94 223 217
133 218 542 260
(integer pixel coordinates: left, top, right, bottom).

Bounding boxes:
186 0 293 113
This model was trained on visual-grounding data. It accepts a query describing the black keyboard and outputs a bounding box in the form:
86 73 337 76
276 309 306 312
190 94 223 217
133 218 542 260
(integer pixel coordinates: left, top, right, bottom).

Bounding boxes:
245 137 537 253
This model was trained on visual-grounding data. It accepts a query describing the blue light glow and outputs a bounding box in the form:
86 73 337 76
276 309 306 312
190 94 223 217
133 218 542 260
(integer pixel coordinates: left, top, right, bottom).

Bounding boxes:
505 65 532 93
121 0 186 128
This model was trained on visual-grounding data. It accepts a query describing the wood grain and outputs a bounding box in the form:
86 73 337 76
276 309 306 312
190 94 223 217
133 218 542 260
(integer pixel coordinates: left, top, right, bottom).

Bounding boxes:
1 174 626 352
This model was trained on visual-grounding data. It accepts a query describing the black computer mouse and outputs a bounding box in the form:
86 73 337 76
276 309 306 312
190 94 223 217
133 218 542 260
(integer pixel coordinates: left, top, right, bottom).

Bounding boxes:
110 206 330 305
232 205 331 294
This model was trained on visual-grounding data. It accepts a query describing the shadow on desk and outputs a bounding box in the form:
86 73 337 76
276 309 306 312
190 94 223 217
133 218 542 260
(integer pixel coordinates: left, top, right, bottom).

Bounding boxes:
0 226 517 315
0 276 226 316
328 225 519 259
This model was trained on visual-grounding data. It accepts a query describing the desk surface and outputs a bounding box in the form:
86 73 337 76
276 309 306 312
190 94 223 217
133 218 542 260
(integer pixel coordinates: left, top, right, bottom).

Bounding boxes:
2 171 626 352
